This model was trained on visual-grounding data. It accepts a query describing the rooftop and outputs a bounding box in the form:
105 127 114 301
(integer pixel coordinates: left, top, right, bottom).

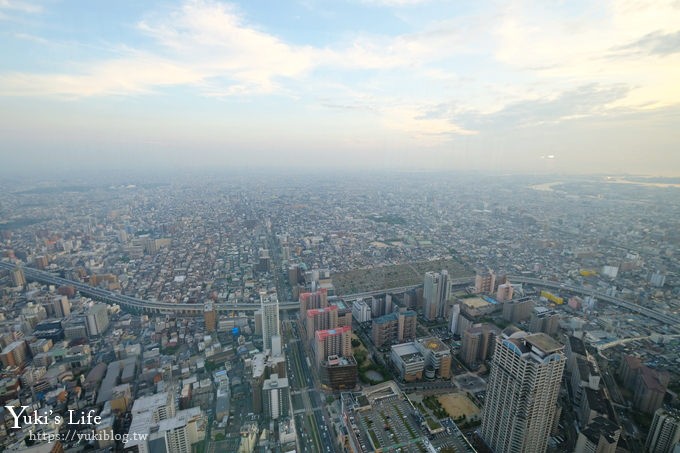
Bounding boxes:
131 391 169 414
315 325 351 340
525 333 563 354
416 337 449 353
307 305 338 316
461 297 491 309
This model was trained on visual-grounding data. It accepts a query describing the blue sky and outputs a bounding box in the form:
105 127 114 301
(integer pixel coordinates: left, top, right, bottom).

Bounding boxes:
1 0 679 175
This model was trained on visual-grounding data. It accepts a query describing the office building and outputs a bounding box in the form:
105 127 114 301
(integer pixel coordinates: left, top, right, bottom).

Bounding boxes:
423 270 450 321
391 342 425 381
645 408 680 453
313 326 352 366
578 387 615 428
331 301 353 327
158 417 190 453
635 367 670 414
529 306 560 336
414 337 452 379
257 248 270 273
86 304 110 337
125 404 203 453
475 269 496 294
132 391 176 422
261 293 280 352
371 310 417 348
574 416 620 453
204 302 216 333
571 357 601 406
299 288 328 315
461 324 499 369
306 305 339 341
566 335 588 375
397 310 418 343
52 295 71 318
481 330 565 453
319 355 358 390
449 303 461 335
0 340 29 368
496 282 514 302
502 297 534 323
10 267 25 287
34 255 48 269
370 295 393 318
352 298 372 323
288 264 302 286
262 373 290 420
619 355 643 389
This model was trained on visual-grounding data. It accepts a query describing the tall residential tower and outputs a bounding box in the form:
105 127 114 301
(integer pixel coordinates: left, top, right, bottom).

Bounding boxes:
423 270 449 321
261 292 280 352
481 330 565 453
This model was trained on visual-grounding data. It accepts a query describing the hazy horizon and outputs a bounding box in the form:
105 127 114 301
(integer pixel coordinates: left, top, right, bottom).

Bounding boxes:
1 0 679 176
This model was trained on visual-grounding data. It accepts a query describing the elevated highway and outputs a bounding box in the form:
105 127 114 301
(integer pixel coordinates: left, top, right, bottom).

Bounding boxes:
0 261 299 315
507 275 680 328
3 261 677 330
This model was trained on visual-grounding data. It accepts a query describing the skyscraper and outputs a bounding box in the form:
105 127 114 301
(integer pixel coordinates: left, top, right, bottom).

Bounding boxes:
423 270 449 321
262 373 290 420
299 288 328 317
86 304 110 337
496 282 514 302
645 407 680 453
313 326 352 366
306 305 339 341
481 330 566 453
475 269 496 294
52 295 71 318
203 301 216 333
261 293 280 352
10 267 25 287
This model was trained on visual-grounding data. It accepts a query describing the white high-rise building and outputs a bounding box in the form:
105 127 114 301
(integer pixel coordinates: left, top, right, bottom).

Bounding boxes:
481 330 565 453
86 304 110 337
449 304 461 335
261 293 280 352
352 299 372 323
645 407 680 453
263 373 290 420
423 270 450 321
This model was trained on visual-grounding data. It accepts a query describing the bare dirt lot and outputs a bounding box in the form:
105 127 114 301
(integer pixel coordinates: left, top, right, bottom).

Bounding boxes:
437 393 480 420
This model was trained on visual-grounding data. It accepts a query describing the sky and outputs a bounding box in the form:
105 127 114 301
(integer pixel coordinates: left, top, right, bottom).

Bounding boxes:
1 0 680 176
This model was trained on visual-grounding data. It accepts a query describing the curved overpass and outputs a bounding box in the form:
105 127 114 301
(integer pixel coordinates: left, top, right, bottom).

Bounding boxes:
507 275 680 327
3 261 677 329
0 261 299 315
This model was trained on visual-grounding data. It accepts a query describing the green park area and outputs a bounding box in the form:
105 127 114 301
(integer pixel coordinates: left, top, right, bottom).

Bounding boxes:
352 335 389 385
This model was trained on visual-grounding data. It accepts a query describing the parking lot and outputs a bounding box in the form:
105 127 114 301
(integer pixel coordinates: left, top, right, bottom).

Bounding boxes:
351 397 427 452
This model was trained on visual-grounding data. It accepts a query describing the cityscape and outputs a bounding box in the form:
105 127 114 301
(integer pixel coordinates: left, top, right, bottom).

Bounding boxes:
0 172 679 453
2 0 680 452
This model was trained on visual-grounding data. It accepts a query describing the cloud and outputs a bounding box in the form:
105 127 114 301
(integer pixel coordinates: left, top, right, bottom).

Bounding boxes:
614 30 680 56
422 84 631 133
12 32 50 44
0 54 204 97
137 0 317 93
0 0 318 98
359 0 430 6
0 0 42 14
1 0 679 147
